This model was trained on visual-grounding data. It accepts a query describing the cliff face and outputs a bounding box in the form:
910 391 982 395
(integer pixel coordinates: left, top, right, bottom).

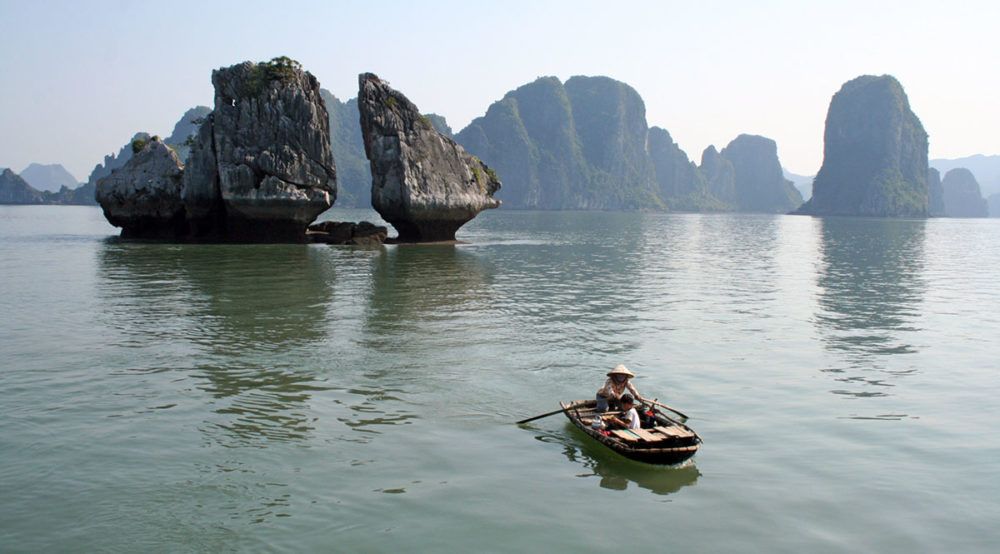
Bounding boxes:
648 127 724 211
0 169 44 204
96 138 186 238
720 134 803 213
455 75 798 212
456 76 658 210
928 168 945 216
941 168 988 217
164 106 211 162
358 73 500 241
321 90 370 207
183 58 337 239
700 146 736 207
797 75 929 217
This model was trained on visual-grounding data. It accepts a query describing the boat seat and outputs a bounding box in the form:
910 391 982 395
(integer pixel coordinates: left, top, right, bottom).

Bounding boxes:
653 426 695 439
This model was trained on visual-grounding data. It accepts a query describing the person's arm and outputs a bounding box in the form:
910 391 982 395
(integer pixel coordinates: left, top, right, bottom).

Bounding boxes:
627 381 644 402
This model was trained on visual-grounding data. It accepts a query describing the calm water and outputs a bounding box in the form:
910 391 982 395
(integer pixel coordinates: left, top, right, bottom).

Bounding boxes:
1 205 998 552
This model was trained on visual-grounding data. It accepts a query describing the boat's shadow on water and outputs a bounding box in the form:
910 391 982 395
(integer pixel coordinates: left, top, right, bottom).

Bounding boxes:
533 424 700 496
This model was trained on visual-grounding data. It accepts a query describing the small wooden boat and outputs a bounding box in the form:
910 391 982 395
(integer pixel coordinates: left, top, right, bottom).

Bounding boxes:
560 399 701 465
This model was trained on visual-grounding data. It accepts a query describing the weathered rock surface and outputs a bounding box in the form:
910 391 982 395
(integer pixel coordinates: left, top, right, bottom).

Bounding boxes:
359 73 500 242
796 75 929 217
941 168 988 217
928 168 945 216
307 220 388 246
96 138 186 238
184 58 336 240
0 168 44 204
95 58 336 241
720 134 803 213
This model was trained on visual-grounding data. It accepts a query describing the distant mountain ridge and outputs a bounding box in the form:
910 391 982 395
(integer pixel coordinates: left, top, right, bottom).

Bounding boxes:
1 107 208 206
931 155 1000 197
452 75 800 212
19 163 80 192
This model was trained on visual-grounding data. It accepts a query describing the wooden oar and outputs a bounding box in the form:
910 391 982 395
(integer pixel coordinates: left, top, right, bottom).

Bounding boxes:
516 406 568 424
643 398 689 420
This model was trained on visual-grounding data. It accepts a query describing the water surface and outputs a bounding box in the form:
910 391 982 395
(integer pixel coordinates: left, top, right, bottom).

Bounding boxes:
1 206 998 552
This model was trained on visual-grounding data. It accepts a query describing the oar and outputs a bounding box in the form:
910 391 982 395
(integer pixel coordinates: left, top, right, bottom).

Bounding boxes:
516 406 567 425
643 398 689 420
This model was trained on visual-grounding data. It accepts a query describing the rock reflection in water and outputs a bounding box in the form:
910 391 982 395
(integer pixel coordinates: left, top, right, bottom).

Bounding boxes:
815 218 926 401
363 245 494 346
97 242 335 447
537 427 700 496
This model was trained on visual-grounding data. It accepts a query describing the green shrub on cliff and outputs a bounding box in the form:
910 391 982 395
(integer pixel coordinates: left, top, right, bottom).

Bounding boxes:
243 56 303 97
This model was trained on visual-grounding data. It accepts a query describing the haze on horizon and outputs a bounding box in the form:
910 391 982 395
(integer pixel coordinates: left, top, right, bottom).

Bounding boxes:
1 0 997 181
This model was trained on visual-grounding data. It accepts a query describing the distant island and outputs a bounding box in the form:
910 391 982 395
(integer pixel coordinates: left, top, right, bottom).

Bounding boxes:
3 68 996 218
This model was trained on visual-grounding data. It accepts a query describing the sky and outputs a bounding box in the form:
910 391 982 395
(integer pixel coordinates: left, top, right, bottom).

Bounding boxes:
1 0 997 181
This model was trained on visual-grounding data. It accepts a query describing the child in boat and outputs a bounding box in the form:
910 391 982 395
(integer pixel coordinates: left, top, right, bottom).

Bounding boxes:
609 394 641 430
595 364 645 411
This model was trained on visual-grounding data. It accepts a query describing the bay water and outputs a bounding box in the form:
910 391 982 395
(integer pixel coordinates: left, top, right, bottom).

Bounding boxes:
1 205 998 552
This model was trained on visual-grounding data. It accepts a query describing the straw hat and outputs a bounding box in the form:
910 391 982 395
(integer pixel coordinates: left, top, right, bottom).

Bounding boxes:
607 364 635 378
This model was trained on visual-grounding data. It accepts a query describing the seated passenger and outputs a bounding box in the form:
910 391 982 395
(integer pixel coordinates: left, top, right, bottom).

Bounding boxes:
609 394 641 430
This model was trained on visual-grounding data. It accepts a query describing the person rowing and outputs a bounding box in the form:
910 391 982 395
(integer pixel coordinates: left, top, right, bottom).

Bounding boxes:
595 364 646 412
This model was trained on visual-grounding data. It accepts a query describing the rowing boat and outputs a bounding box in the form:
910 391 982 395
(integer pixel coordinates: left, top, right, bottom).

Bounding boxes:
560 399 701 465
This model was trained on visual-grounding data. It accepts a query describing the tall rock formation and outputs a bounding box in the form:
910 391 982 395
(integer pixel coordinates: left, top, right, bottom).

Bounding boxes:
700 146 736 207
456 76 660 210
927 168 945 216
95 58 336 241
796 75 929 217
563 76 661 209
321 90 370 207
454 75 798 212
164 106 212 161
19 163 79 192
648 127 723 211
95 137 186 237
931 154 1000 198
358 73 500 241
183 57 337 239
0 169 45 204
719 134 803 213
941 168 988 217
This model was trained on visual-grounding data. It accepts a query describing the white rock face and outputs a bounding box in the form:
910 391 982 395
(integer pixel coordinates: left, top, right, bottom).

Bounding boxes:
358 73 500 242
96 138 186 238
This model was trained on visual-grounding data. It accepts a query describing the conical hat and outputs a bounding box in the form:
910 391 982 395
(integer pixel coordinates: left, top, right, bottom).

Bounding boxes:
607 364 635 378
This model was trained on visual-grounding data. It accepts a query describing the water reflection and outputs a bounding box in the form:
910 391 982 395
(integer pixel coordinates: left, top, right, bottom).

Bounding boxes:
362 245 494 347
96 242 335 447
537 426 700 496
814 218 926 400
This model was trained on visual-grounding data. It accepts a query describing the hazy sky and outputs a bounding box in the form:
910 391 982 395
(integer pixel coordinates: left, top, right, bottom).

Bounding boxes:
1 0 997 180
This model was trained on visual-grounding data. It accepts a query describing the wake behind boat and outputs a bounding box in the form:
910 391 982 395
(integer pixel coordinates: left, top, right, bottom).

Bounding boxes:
560 399 701 465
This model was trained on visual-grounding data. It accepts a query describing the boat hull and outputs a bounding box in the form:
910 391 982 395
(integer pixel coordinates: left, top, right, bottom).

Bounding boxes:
560 399 700 465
